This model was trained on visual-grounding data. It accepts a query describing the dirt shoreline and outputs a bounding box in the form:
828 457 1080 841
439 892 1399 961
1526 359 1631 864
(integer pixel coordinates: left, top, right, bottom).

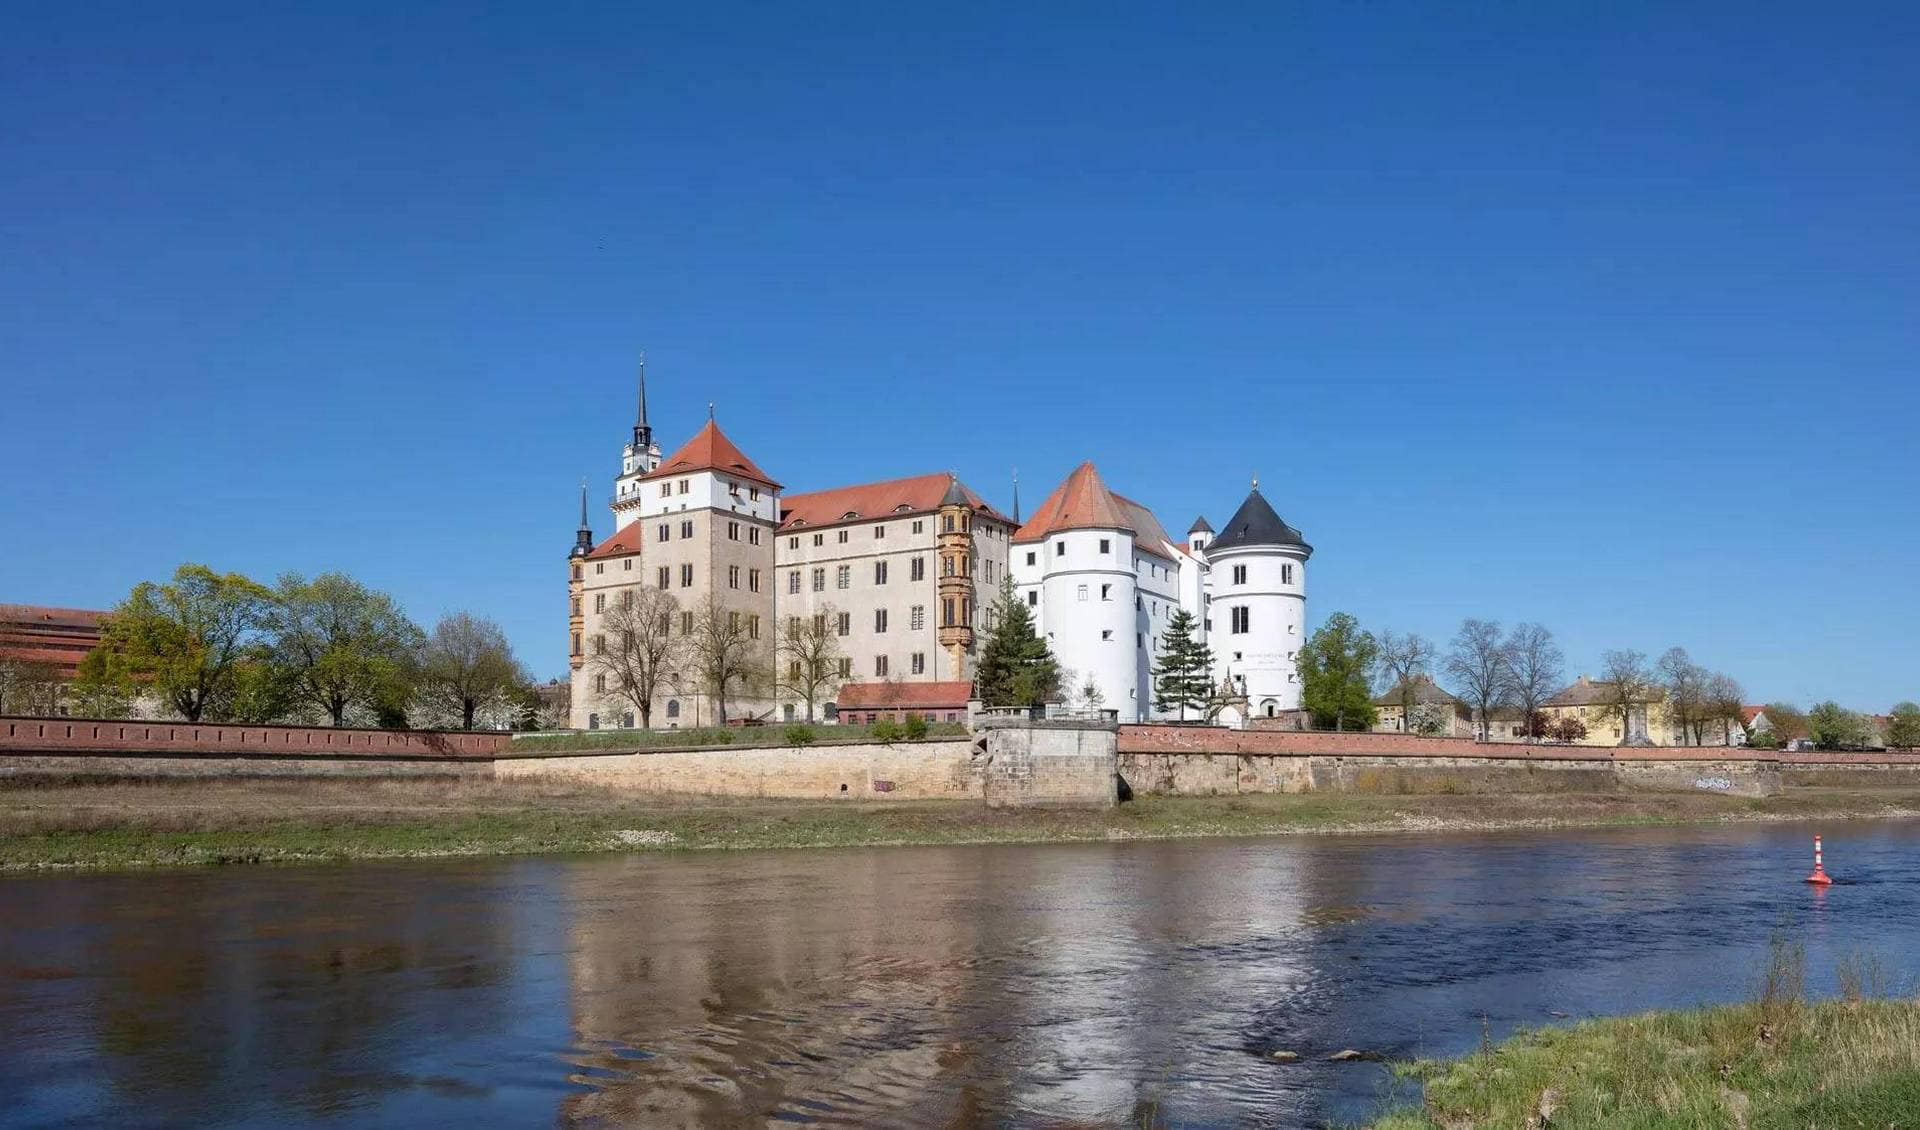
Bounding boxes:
2 777 1915 872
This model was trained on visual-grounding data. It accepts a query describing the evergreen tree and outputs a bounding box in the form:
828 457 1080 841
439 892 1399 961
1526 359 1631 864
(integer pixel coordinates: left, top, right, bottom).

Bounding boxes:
975 578 1061 708
1298 611 1379 731
1152 607 1214 719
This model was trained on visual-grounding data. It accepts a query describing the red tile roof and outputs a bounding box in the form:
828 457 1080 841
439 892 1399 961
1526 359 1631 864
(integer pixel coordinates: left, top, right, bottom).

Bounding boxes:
780 472 1010 530
639 419 781 489
583 523 644 561
1013 462 1133 543
836 680 975 710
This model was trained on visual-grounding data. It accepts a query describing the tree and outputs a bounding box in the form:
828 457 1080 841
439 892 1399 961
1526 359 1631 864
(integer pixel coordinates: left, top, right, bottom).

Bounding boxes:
1077 674 1105 711
264 573 423 726
416 612 529 731
1750 702 1807 749
1152 608 1214 720
1298 612 1378 732
1886 702 1920 750
226 651 300 723
775 605 843 722
1546 715 1589 743
1705 673 1746 746
1656 647 1711 746
0 658 65 716
1445 619 1509 741
975 578 1061 709
584 588 681 729
1374 631 1437 732
1808 701 1875 750
691 597 764 723
1408 701 1453 736
1594 648 1658 745
74 564 272 722
1502 623 1564 742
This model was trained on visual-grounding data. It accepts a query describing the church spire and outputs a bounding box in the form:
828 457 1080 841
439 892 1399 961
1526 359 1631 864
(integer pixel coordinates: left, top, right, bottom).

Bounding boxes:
1011 468 1021 525
570 480 594 558
632 353 652 451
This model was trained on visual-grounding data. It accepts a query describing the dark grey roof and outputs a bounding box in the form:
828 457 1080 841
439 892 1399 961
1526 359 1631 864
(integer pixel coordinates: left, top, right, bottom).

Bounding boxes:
1188 515 1214 534
939 474 970 507
1204 489 1310 553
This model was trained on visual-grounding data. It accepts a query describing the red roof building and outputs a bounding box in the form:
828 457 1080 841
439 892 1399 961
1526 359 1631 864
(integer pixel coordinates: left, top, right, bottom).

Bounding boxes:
780 471 1010 530
639 418 782 490
0 604 108 681
834 680 974 724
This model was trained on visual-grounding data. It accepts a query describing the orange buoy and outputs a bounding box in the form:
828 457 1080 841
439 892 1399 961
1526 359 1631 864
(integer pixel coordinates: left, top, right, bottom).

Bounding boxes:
1805 834 1833 885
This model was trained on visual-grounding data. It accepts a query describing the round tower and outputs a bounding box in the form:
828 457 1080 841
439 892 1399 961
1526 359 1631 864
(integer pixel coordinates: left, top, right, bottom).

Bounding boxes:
1204 482 1311 717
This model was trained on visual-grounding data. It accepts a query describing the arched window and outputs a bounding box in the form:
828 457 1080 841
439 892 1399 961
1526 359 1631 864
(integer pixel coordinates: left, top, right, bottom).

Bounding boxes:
666 700 680 719
588 713 600 730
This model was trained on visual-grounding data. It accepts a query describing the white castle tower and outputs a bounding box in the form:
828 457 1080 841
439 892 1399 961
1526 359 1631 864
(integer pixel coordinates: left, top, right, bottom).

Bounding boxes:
609 356 663 530
1202 483 1311 718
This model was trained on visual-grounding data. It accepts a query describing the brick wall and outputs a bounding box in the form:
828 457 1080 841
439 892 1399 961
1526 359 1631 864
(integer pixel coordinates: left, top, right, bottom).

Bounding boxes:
0 716 510 759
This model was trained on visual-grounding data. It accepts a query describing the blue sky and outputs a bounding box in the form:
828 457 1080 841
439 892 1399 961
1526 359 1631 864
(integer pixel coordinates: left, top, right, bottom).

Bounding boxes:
3 3 1915 707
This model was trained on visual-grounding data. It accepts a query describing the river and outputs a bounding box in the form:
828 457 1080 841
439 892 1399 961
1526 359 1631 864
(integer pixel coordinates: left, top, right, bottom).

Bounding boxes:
2 820 1916 1128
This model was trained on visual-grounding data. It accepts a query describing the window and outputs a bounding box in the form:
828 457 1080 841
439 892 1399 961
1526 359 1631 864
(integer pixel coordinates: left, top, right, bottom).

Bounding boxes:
747 615 760 640
657 523 669 543
910 556 925 581
1101 630 1113 641
1232 564 1247 584
1077 584 1088 601
875 655 889 677
1282 563 1294 584
943 514 955 533
874 524 885 539
1099 538 1110 554
593 634 606 655
875 609 888 633
875 561 888 585
788 571 801 594
572 564 582 580
812 613 826 634
837 657 852 678
620 588 633 608
1099 584 1111 601
911 652 925 674
657 566 671 589
836 612 851 637
728 565 740 589
728 610 739 630
571 632 582 655
657 612 671 634
837 530 849 544
942 556 954 577
813 533 824 547
588 712 599 730
836 565 851 589
811 568 825 592
571 597 581 616
910 604 925 630
1055 542 1065 557
623 558 632 571
680 564 693 587
787 615 801 638
1137 633 1144 648
749 527 761 545
1027 591 1038 607
680 519 694 538
594 673 606 693
1026 552 1036 566
789 659 802 681
1231 606 1250 634
595 562 605 574
749 568 761 593
749 486 760 501
943 598 955 626
789 537 799 549
680 611 693 634
659 482 671 497
911 520 924 534
728 521 740 541
677 479 689 495
666 700 680 719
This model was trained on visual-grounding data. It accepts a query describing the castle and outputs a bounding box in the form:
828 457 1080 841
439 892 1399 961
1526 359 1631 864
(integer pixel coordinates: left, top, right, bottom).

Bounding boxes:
566 366 1312 728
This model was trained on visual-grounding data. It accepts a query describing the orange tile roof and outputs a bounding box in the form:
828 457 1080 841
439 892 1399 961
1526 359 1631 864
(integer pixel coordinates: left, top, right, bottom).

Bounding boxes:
779 472 1010 530
1013 462 1132 543
639 419 781 489
583 523 644 560
836 680 974 710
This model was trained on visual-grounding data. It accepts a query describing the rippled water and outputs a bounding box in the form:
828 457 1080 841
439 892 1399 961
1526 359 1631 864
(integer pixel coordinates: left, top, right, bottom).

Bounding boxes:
3 821 1917 1128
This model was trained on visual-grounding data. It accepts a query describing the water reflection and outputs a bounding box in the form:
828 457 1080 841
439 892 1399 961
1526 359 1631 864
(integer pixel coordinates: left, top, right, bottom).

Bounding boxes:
3 822 1918 1128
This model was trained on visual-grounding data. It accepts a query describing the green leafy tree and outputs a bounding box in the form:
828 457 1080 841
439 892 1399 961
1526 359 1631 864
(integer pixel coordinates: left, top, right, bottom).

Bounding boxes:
1887 702 1920 750
1808 701 1875 750
265 572 423 726
226 651 301 723
74 563 273 721
975 578 1061 708
1152 608 1215 720
1298 611 1378 731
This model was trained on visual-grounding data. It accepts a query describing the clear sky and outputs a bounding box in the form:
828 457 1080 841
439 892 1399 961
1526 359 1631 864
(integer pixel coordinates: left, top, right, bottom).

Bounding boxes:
3 3 1915 707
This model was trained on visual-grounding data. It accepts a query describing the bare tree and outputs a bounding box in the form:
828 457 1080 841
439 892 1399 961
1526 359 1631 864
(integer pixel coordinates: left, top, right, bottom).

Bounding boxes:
1595 648 1658 745
0 658 65 716
415 612 529 730
1374 631 1436 732
1656 647 1711 746
587 586 683 728
1706 673 1746 746
1444 618 1509 741
1502 623 1563 742
775 607 844 722
692 597 765 724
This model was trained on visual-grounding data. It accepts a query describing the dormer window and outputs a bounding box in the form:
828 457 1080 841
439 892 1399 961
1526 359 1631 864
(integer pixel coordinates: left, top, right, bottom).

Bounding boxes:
842 511 859 520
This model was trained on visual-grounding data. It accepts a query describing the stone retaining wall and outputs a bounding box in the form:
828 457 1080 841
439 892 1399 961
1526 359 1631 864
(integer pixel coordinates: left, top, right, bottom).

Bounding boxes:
494 739 978 799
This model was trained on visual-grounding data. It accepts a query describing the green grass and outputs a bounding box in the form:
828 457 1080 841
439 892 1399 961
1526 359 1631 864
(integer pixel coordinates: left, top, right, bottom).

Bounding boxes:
1369 943 1920 1129
507 721 969 753
4 779 1920 872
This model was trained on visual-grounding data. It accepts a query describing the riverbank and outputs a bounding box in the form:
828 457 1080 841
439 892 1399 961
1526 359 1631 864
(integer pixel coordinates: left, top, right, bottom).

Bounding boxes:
1369 993 1920 1128
3 777 1918 871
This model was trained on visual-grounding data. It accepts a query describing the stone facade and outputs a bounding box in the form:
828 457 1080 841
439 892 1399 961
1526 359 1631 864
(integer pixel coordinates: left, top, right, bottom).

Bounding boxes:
978 723 1118 808
498 738 979 799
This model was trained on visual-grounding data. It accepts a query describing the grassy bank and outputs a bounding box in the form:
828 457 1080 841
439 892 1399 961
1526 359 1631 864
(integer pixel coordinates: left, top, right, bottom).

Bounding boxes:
2 778 1918 871
1371 950 1920 1128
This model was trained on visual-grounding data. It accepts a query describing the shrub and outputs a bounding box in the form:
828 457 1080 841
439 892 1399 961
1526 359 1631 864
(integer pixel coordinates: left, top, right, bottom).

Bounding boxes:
902 711 929 740
784 724 817 748
870 718 902 742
